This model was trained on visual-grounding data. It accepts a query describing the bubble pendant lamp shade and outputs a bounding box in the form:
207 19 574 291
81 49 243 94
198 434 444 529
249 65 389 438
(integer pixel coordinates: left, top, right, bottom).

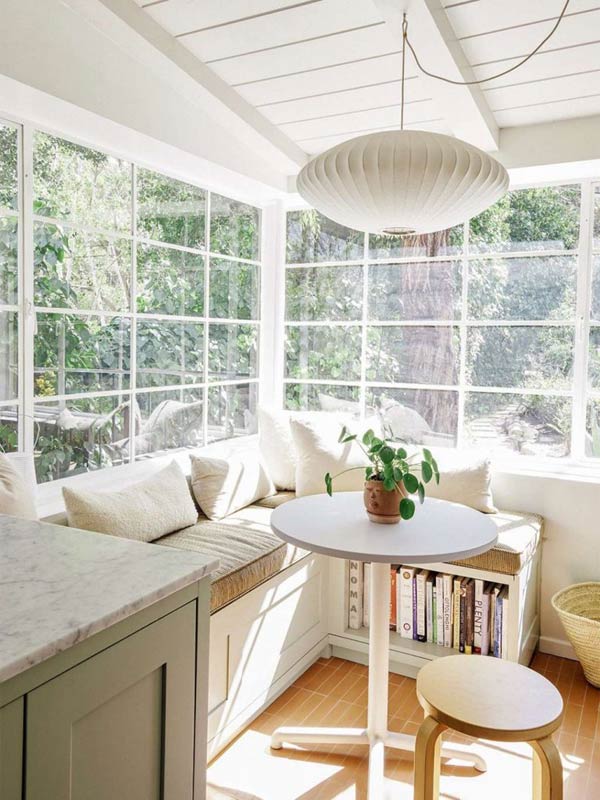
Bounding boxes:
296 129 509 236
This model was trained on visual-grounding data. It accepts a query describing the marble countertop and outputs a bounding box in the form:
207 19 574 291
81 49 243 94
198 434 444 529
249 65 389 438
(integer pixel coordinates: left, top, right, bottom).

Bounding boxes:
0 514 219 683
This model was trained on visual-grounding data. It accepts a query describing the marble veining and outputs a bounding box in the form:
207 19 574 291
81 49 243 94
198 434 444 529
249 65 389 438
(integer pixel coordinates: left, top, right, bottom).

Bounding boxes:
0 514 218 683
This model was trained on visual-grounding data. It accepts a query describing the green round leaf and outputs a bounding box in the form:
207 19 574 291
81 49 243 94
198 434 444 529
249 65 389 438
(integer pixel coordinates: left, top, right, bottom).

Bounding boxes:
403 473 419 493
400 498 415 520
383 477 395 491
421 461 433 483
362 429 374 445
379 445 395 464
417 482 425 504
422 448 433 464
396 447 407 459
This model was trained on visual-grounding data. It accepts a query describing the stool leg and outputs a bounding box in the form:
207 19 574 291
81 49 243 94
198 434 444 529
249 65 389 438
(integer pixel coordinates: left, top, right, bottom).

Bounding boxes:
531 737 563 800
414 715 445 800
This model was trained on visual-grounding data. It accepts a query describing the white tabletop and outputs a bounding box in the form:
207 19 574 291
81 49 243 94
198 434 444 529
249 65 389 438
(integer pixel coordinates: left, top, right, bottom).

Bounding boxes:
271 493 497 563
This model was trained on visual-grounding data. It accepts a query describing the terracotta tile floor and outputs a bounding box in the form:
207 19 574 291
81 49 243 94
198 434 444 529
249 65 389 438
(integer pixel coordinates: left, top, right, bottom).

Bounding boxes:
207 652 600 799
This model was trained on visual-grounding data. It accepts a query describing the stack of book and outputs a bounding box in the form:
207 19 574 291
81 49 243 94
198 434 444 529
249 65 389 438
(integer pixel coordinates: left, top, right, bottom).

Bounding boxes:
348 562 509 659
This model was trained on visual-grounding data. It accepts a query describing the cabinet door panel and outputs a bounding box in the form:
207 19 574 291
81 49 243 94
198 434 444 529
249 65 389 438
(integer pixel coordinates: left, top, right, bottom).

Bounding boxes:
0 698 23 800
26 602 197 800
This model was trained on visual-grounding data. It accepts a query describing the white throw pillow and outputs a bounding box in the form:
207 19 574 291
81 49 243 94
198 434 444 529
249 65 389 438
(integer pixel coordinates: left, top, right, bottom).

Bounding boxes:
63 461 197 541
258 407 298 490
0 453 37 520
290 417 374 497
190 452 275 520
423 448 496 513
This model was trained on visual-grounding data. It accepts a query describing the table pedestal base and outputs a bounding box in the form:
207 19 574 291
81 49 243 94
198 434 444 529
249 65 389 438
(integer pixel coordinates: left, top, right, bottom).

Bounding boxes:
270 562 486 797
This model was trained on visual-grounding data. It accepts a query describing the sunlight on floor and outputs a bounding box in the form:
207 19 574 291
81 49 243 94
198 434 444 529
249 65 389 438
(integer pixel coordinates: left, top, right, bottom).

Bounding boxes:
207 653 600 800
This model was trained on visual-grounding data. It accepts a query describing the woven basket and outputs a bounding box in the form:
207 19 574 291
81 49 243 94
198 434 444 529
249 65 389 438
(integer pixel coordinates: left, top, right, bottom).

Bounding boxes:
552 582 600 687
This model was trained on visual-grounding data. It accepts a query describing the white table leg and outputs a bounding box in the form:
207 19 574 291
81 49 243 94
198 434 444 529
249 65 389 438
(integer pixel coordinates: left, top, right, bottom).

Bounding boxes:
270 560 486 794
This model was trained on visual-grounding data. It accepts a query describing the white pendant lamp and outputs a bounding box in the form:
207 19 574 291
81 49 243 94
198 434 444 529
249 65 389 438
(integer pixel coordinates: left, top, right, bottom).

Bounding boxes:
297 129 509 235
295 9 522 235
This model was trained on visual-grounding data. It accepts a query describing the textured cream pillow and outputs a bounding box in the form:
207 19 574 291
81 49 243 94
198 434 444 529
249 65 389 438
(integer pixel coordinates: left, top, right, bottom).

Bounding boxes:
190 452 275 520
63 461 197 541
258 407 297 490
0 454 37 519
422 448 496 513
258 407 366 491
290 417 374 497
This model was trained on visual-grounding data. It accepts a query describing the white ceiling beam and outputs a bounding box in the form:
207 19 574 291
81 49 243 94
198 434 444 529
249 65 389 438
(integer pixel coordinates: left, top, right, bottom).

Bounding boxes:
498 113 600 171
67 0 308 175
372 0 499 152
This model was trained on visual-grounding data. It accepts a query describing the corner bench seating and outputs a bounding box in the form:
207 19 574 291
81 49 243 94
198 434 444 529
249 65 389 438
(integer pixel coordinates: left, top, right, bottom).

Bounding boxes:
156 493 542 614
44 444 542 760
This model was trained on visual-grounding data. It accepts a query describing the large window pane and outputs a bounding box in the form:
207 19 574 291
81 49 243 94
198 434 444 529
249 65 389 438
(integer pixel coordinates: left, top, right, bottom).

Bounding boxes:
136 319 204 388
208 382 257 441
136 244 204 316
286 210 363 263
468 256 577 320
136 168 206 249
587 327 600 389
285 325 362 381
368 261 461 321
466 326 573 390
470 185 580 254
210 258 259 320
0 310 18 402
34 395 129 483
464 392 570 458
0 404 18 452
593 185 600 251
586 399 600 457
34 222 130 312
368 387 458 446
284 382 361 412
135 388 204 458
286 265 363 322
34 314 131 395
0 215 18 306
210 194 260 261
208 323 258 380
34 132 131 232
369 227 463 260
0 124 18 211
366 326 459 385
590 256 600 321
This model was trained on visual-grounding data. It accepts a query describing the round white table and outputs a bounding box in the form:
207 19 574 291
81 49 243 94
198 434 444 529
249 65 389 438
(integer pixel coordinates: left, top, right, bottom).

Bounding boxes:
269 492 498 798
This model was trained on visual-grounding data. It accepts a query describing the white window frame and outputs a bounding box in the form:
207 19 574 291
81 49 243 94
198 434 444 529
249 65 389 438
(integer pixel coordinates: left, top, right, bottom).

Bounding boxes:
280 178 600 476
1 114 265 481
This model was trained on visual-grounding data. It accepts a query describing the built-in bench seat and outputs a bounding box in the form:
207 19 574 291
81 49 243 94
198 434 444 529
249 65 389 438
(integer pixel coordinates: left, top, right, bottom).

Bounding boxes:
157 492 305 612
156 492 542 614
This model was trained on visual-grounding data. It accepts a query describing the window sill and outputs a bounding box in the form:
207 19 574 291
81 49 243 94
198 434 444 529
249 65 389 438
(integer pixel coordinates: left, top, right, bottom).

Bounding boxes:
492 455 600 485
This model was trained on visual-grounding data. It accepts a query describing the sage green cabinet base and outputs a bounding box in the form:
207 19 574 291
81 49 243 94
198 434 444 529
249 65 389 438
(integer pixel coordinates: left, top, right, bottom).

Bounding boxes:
0 698 23 800
0 579 211 800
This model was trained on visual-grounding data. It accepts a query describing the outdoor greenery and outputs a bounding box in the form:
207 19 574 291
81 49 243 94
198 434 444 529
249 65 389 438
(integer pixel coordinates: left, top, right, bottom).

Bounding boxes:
0 127 261 480
285 184 588 459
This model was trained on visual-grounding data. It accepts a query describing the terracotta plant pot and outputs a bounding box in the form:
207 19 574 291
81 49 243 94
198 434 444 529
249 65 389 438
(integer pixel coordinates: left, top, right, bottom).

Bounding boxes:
363 479 406 525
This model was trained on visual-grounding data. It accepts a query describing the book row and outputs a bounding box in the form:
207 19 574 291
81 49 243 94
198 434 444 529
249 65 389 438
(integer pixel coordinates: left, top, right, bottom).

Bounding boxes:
348 561 510 658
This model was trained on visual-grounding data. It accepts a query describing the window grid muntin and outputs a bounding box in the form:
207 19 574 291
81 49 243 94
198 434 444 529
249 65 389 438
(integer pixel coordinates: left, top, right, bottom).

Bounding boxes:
2 125 262 479
284 189 585 463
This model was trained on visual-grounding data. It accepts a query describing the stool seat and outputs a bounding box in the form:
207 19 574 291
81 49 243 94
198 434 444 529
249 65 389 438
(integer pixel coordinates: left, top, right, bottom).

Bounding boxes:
417 655 563 742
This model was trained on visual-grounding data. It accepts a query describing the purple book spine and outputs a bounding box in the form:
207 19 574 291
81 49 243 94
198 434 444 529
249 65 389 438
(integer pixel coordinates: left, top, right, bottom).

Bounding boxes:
412 577 418 640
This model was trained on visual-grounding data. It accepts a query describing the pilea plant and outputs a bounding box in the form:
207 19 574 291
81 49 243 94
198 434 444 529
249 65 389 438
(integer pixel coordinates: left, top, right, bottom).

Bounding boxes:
325 427 440 521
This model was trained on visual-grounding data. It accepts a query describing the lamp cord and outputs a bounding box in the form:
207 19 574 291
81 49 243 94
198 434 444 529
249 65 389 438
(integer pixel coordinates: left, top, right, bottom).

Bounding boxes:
401 0 571 95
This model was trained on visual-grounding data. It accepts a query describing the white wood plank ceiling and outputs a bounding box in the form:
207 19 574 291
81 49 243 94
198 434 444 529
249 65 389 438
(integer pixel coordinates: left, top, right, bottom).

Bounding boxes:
132 0 600 156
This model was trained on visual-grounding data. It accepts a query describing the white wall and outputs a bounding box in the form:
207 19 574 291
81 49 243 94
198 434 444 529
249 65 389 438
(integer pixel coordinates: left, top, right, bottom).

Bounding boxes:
492 467 600 658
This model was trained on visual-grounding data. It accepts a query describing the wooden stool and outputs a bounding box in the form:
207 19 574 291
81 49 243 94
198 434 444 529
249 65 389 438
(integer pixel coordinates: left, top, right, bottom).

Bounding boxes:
414 655 564 800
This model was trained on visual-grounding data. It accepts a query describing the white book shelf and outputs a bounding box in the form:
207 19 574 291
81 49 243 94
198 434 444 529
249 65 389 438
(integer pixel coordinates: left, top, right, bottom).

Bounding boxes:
327 550 541 679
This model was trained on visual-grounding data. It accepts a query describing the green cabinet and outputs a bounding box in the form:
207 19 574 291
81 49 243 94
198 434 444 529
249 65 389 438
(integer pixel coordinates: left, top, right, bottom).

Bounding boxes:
0 581 210 800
